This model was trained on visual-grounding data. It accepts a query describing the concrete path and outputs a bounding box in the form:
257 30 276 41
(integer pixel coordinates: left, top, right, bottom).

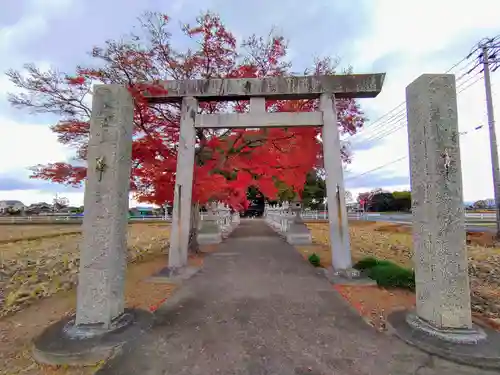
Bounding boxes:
98 219 494 375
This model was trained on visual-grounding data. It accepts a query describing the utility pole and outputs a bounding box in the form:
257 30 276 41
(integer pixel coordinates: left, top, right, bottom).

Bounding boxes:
479 39 500 237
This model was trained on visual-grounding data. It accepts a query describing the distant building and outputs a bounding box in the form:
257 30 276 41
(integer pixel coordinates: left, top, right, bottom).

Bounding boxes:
0 200 26 214
25 202 53 215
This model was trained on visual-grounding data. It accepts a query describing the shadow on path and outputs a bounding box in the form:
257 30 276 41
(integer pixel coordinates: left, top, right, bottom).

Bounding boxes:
98 219 493 375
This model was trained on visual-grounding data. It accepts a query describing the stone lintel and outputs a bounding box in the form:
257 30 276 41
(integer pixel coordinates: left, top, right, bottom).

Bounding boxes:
195 111 323 128
145 74 386 103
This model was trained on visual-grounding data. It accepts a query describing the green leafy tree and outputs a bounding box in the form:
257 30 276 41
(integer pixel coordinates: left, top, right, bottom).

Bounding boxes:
392 190 411 212
301 170 326 209
473 200 487 210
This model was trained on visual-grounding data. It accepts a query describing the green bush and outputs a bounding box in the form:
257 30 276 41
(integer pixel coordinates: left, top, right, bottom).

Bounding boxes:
354 256 415 291
353 257 392 270
368 263 415 291
308 253 321 267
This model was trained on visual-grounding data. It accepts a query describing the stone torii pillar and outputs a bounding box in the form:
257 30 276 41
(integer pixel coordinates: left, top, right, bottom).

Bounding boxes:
320 94 352 272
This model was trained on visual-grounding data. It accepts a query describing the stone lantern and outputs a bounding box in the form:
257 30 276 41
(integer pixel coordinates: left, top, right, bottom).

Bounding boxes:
290 199 303 224
285 198 311 245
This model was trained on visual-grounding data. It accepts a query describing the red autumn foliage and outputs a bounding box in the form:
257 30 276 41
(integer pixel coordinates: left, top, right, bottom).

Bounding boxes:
65 76 86 85
6 11 365 210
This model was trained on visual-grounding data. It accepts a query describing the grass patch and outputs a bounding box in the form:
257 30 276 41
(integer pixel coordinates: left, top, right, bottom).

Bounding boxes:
353 257 393 270
354 256 415 291
308 253 321 267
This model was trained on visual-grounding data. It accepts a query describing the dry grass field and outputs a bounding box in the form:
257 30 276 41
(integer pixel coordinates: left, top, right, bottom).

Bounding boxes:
0 224 82 243
0 222 180 375
0 223 171 318
303 221 500 325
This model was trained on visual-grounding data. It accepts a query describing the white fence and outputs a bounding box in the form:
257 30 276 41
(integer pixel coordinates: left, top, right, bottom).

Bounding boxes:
0 211 495 225
0 215 168 224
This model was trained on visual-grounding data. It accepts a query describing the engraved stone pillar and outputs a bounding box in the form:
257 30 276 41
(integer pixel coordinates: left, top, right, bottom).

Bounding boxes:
169 97 197 268
75 85 134 327
320 93 352 271
406 74 473 329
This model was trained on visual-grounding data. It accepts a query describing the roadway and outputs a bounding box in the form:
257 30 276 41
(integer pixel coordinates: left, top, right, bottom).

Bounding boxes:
347 212 496 233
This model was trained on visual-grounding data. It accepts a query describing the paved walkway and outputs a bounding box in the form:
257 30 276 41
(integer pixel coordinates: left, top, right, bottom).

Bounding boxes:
99 220 494 375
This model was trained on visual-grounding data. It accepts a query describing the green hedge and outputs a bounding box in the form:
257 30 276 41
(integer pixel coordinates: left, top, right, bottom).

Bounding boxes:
353 256 415 291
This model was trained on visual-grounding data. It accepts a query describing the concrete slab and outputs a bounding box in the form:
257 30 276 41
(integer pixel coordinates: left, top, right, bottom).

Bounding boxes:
323 267 378 286
147 266 201 284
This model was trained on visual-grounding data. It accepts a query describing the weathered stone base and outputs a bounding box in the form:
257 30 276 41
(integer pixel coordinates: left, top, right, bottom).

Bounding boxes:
148 266 201 284
324 267 377 286
388 309 500 370
197 232 222 245
286 232 312 245
32 308 153 366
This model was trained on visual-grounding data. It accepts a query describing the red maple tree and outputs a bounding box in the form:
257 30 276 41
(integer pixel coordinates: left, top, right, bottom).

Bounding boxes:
7 11 365 211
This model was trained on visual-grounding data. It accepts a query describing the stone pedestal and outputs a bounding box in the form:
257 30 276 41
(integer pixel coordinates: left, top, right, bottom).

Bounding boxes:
32 85 153 366
285 201 312 245
388 74 500 370
197 202 222 245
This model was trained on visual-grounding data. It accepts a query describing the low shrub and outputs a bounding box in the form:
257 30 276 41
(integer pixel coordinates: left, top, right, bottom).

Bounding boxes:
369 263 415 291
353 256 393 270
354 256 415 291
308 253 321 267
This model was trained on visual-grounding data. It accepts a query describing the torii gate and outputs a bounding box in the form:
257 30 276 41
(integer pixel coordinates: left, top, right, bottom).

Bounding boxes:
160 74 385 272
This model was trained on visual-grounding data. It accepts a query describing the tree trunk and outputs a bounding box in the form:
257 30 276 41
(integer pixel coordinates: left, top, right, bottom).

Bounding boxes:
188 202 200 254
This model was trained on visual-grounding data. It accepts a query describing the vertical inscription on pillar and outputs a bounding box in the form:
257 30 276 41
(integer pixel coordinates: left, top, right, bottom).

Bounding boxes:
406 74 471 329
76 85 134 328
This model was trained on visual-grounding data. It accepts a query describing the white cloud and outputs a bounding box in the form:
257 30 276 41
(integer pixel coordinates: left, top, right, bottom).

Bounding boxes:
344 0 500 202
0 0 74 55
0 117 72 174
349 0 500 65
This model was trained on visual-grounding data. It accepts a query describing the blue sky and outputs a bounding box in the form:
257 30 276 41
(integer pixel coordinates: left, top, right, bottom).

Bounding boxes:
1 0 500 205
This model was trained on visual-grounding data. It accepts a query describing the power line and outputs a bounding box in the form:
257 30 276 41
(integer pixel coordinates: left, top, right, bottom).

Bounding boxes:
346 124 486 182
349 72 484 149
347 56 478 143
345 155 407 181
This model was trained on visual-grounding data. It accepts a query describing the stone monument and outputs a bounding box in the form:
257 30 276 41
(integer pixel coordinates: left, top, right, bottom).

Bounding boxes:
388 74 500 370
32 85 153 366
